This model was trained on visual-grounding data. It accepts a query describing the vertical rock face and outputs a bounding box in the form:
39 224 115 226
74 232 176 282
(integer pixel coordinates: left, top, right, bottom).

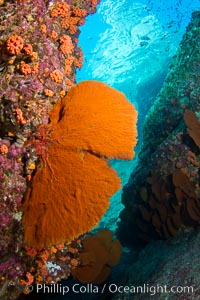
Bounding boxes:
117 11 200 246
0 0 137 297
0 1 112 298
0 0 138 291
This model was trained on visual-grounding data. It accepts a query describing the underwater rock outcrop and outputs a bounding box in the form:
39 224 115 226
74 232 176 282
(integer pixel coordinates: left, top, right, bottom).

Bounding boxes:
118 11 200 246
111 227 200 300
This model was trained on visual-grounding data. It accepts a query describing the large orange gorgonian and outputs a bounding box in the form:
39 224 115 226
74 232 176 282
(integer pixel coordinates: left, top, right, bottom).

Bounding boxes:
22 80 138 247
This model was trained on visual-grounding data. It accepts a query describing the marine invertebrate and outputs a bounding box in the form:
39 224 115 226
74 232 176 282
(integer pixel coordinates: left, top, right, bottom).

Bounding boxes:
0 144 8 154
50 69 64 83
72 229 122 283
20 63 32 75
23 44 33 55
14 108 27 124
23 80 138 247
6 35 24 55
50 30 58 39
73 7 87 17
51 2 70 18
44 89 54 97
184 109 200 148
59 34 74 55
40 24 47 34
120 164 199 245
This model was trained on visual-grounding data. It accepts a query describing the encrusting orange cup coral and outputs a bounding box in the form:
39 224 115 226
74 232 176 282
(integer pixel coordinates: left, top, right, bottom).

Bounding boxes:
22 80 138 247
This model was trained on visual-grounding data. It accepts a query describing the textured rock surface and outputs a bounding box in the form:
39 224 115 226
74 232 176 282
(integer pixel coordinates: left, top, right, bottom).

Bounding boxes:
0 0 102 298
117 10 200 246
110 227 200 300
19 227 200 300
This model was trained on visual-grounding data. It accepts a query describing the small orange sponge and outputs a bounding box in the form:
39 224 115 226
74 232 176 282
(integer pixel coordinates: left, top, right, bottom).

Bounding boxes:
22 80 138 247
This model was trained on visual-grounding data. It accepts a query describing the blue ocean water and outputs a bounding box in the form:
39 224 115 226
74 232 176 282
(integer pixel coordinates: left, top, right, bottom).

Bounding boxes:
77 0 199 232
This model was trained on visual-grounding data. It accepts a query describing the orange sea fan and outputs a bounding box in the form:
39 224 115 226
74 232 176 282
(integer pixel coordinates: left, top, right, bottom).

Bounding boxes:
51 80 138 160
22 80 138 247
71 229 122 284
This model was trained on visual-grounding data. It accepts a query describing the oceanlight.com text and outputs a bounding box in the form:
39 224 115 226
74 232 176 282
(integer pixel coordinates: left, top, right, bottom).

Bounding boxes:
107 283 194 296
32 283 195 296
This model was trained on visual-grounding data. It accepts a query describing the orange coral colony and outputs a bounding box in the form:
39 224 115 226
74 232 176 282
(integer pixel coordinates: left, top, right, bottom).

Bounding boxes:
184 109 200 148
6 35 24 55
22 80 138 247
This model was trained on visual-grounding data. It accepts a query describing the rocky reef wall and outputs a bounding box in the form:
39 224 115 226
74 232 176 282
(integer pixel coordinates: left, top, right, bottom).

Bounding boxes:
117 11 200 246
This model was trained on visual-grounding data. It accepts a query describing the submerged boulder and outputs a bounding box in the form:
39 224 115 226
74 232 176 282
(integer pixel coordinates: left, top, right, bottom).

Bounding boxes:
118 10 200 246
